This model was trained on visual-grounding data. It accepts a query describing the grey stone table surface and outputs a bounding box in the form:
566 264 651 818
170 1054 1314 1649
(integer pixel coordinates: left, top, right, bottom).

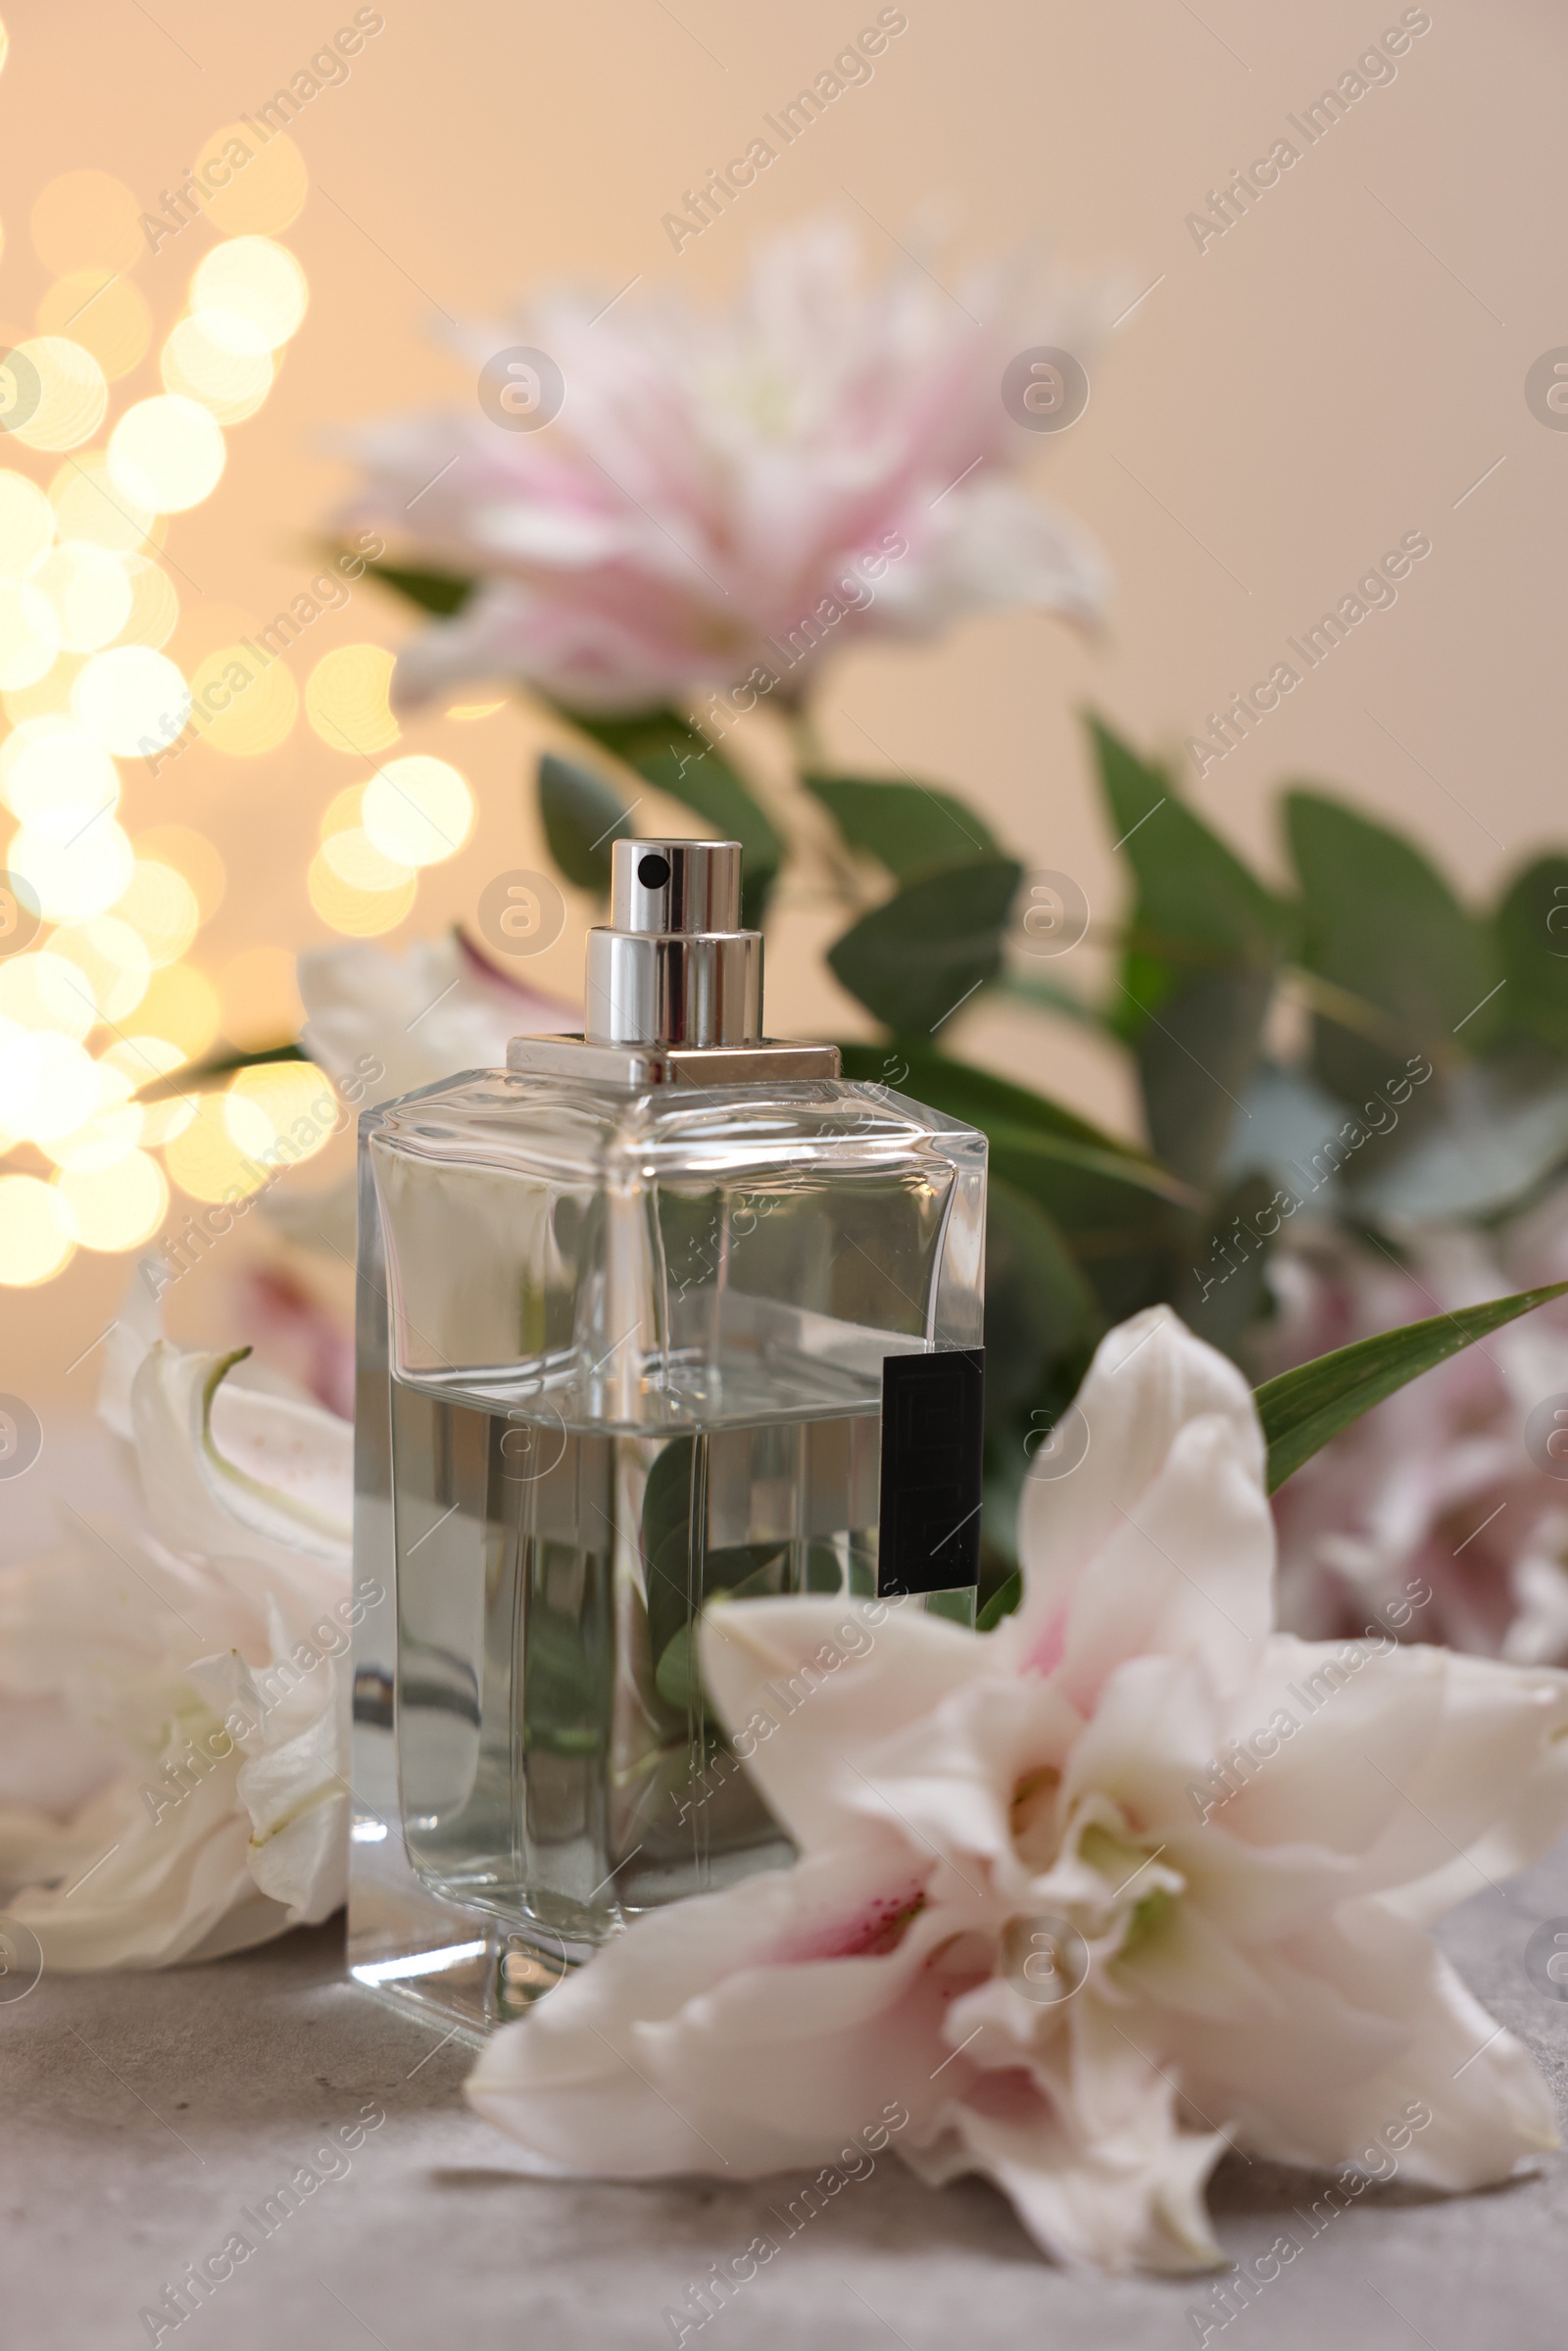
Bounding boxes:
5 1855 1568 2351
5 1446 1568 2350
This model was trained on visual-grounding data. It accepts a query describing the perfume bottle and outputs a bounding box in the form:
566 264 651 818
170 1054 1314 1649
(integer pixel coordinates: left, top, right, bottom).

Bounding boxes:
348 839 987 2033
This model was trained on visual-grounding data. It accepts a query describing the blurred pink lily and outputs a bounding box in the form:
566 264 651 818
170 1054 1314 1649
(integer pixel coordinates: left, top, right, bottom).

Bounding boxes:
347 219 1113 712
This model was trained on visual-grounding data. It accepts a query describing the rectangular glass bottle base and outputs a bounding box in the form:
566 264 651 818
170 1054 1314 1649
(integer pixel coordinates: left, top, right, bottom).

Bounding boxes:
348 1386 975 2037
348 1063 987 2035
346 1803 577 2044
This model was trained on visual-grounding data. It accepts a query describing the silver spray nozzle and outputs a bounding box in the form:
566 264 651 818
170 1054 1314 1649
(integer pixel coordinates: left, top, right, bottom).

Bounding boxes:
586 839 760 1048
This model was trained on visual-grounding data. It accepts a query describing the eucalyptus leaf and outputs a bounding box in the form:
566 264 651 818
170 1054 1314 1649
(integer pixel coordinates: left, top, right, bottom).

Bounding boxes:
835 1041 1152 1161
985 1122 1198 1327
1286 788 1498 1102
982 1176 1102 1420
1348 1054 1568 1223
563 708 782 928
1218 1059 1350 1200
1256 1279 1568 1493
994 969 1111 1031
1494 855 1568 1050
642 1435 698 1668
1136 967 1275 1190
1176 1171 1281 1357
522 1598 604 1756
640 1437 790 1712
537 753 628 895
1091 716 1289 1034
803 772 998 882
364 558 475 617
653 1557 784 1716
1090 717 1287 1178
827 857 1023 1033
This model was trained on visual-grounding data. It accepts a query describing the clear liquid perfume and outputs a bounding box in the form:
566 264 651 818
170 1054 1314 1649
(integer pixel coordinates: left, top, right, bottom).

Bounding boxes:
348 839 987 2035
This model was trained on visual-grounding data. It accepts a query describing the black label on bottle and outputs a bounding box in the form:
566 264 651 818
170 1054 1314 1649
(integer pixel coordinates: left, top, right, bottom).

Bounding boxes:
876 1348 985 1596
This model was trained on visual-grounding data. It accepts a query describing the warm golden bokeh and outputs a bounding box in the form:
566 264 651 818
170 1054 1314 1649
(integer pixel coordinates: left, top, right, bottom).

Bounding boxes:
114 858 201 966
134 823 224 919
72 644 189 754
161 312 275 425
29 170 143 276
163 1088 273 1202
36 269 153 380
188 640 298 755
217 942 302 1049
108 392 226 512
48 453 158 553
55 1147 167 1249
0 469 54 576
307 846 416 935
34 541 133 652
133 961 220 1060
306 641 399 753
5 336 109 453
362 753 473 868
0 579 58 689
192 124 310 239
46 914 152 1025
0 28 426 1305
0 1170 74 1285
190 236 308 352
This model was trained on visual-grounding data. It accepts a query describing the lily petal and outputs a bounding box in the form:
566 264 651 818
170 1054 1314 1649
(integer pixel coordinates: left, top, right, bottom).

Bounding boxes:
1011 1309 1263 1673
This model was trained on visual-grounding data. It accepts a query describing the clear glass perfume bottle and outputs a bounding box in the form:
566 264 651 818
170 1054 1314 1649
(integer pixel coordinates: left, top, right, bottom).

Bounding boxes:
348 839 986 2034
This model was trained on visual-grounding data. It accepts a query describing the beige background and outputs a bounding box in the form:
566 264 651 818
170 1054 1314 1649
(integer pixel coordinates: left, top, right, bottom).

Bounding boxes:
3 0 1564 1399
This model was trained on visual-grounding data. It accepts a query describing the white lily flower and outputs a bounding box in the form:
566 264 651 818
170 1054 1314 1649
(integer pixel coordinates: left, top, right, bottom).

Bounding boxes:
262 929 577 1280
466 1308 1568 2274
297 928 574 1109
0 1316 367 1969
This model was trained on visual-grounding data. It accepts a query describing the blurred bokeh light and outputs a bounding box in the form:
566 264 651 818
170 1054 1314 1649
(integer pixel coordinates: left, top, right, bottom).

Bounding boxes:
0 27 421 1298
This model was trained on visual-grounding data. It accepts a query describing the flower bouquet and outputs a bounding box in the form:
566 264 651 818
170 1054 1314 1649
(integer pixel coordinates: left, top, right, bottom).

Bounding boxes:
8 217 1568 2281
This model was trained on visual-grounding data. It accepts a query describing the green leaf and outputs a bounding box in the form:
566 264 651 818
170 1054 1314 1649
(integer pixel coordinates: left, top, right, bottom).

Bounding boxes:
976 1572 1020 1632
975 1275 1568 1632
1256 1279 1568 1493
1135 968 1275 1190
537 753 628 895
134 1041 306 1102
363 558 475 617
1089 716 1288 1180
640 1437 787 1714
1348 1054 1568 1223
641 1435 698 1668
522 1591 605 1755
985 1122 1199 1329
981 1176 1102 1420
827 857 1023 1033
1090 715 1289 1005
836 1044 1180 1335
985 1124 1198 1223
564 709 783 930
834 1041 1151 1161
803 772 998 883
1286 788 1497 1102
1176 1171 1281 1357
994 969 1112 1032
1494 856 1568 1050
653 1557 782 1716
1218 1058 1348 1195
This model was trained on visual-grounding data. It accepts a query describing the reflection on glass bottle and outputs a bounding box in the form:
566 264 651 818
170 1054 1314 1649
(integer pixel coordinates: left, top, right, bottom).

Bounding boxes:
351 839 986 2016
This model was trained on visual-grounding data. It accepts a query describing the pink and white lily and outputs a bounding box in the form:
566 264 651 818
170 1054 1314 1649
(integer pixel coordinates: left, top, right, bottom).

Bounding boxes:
467 1308 1568 2272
